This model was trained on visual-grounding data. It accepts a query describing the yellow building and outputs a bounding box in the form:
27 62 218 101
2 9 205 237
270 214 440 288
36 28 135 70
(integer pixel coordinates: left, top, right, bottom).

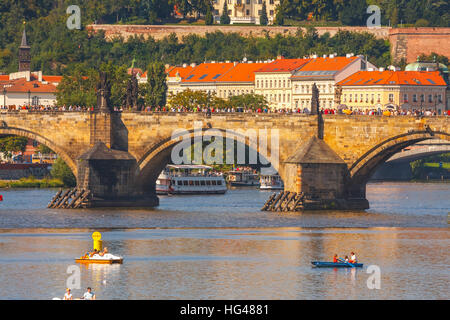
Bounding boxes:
254 58 310 109
291 54 376 111
213 0 279 25
337 70 447 114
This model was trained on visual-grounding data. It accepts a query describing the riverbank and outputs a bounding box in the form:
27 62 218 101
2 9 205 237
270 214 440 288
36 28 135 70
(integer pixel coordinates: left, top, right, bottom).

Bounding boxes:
0 177 64 188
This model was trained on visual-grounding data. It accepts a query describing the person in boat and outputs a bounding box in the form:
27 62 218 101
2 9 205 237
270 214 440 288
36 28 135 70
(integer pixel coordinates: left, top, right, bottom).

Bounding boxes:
89 249 99 257
98 247 109 257
82 287 96 300
63 288 73 300
344 256 349 263
333 254 339 263
349 252 357 263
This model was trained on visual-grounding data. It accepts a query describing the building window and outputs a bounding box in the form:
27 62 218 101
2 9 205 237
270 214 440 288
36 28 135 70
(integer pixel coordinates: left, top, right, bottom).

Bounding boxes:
413 94 417 102
428 95 432 103
403 94 408 102
389 94 394 103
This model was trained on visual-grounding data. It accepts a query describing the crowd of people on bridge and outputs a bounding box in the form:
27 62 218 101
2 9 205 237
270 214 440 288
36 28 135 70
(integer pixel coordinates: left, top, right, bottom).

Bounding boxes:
1 104 449 116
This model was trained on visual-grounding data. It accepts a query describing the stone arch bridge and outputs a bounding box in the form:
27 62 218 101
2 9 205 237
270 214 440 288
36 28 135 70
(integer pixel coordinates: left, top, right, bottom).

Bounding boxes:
0 111 448 209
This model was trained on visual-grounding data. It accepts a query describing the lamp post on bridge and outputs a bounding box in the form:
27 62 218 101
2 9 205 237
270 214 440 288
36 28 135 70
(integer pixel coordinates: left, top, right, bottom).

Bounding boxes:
27 89 31 107
2 87 6 108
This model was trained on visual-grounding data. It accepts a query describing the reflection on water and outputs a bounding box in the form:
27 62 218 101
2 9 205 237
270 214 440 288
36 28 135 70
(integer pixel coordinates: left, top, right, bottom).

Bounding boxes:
0 228 448 300
0 182 448 300
0 182 449 229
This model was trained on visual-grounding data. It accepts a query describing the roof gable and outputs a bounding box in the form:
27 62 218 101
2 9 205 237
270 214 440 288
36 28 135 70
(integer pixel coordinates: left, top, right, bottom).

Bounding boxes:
285 136 346 164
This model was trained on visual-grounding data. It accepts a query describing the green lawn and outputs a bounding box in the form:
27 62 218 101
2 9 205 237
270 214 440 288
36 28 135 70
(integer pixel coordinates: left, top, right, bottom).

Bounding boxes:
424 162 450 169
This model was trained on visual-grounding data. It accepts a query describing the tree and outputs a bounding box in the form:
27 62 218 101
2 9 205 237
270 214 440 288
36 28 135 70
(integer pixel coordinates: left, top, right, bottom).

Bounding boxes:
51 158 76 187
169 89 212 109
229 93 268 111
0 136 28 159
260 2 269 26
220 1 230 25
145 62 168 108
274 5 285 26
205 4 214 25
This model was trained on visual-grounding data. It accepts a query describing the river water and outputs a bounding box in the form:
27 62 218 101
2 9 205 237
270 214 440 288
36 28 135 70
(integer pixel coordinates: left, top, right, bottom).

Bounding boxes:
0 182 448 300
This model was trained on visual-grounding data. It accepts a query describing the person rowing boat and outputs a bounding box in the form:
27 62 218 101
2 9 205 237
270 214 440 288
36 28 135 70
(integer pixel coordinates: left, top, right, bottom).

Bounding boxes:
349 252 357 264
333 254 339 263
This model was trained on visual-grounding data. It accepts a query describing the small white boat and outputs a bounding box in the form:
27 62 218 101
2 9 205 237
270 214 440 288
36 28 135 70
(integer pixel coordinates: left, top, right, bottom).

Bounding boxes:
156 164 227 195
75 253 123 264
260 174 284 190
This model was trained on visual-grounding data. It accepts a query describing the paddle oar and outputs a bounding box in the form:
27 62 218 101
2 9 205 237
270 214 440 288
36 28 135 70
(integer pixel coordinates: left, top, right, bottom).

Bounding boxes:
338 258 355 268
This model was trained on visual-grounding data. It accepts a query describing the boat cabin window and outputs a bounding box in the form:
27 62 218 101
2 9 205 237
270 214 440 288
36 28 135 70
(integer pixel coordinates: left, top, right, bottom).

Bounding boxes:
177 181 182 186
217 180 222 185
189 181 194 186
206 181 211 185
212 181 217 185
183 181 188 186
195 181 200 186
200 181 206 186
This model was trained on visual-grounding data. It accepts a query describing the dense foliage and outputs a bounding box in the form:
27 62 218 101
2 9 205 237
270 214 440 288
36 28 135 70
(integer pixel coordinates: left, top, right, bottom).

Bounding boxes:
280 0 449 27
50 157 77 187
169 90 268 110
0 136 28 159
0 1 446 78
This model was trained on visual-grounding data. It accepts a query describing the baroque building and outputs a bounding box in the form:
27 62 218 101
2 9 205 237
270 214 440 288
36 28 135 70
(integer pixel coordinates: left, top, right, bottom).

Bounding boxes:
212 0 279 25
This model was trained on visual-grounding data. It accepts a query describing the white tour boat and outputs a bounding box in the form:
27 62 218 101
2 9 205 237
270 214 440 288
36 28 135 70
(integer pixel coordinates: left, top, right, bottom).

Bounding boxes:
260 174 284 190
156 164 227 195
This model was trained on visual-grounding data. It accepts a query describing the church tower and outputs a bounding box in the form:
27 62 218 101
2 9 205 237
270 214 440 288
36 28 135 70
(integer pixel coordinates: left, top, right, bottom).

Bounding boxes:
18 23 31 72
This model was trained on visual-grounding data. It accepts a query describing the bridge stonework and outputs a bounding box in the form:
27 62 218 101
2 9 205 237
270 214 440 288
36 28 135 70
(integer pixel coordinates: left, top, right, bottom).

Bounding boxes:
0 112 448 209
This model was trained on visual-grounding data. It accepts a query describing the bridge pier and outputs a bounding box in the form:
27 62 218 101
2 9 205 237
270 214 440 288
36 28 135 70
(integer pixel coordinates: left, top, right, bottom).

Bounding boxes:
76 141 159 208
281 136 369 210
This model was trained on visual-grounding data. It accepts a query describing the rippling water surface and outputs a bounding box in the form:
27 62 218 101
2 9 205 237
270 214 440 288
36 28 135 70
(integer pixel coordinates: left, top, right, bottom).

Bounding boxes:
0 182 448 300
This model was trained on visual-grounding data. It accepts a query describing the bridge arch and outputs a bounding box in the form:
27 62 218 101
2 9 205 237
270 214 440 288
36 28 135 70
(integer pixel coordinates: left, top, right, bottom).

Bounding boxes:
0 126 78 176
135 127 281 193
348 130 450 198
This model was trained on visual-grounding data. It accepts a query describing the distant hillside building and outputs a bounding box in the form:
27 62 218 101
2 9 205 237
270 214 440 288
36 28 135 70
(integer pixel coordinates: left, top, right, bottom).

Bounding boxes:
0 24 61 108
213 0 279 25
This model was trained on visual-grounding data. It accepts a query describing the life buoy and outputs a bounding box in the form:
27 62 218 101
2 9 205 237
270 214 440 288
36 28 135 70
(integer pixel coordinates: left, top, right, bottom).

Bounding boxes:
0 195 3 201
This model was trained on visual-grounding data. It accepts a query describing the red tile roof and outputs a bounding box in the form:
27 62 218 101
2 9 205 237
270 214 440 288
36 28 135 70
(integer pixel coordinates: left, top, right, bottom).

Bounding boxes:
42 75 62 83
217 63 267 83
0 75 9 81
300 56 358 72
338 71 446 86
255 59 311 73
182 62 235 83
2 78 57 93
167 65 195 79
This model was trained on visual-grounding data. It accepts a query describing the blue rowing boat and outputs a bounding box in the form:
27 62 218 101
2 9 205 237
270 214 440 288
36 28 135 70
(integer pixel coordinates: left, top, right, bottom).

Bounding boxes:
311 261 363 268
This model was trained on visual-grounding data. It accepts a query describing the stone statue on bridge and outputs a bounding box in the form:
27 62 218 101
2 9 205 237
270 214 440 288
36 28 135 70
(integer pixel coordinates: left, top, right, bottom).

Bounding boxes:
97 71 112 113
310 83 320 115
123 74 139 110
